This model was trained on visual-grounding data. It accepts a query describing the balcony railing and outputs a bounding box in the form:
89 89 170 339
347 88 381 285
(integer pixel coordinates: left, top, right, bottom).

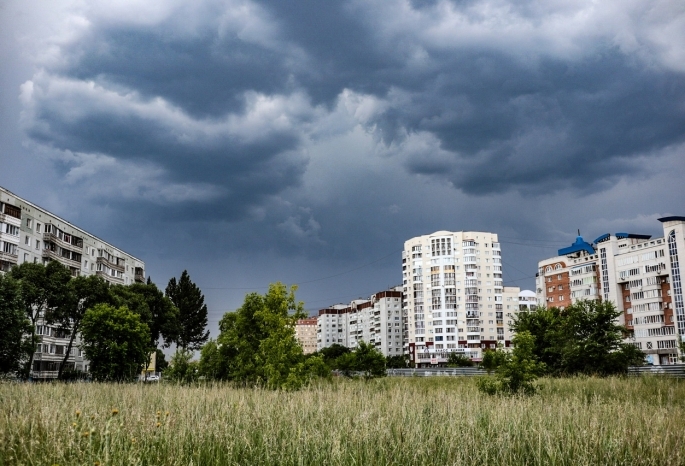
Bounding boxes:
0 251 18 263
42 249 81 267
96 256 125 273
96 270 124 284
43 232 83 250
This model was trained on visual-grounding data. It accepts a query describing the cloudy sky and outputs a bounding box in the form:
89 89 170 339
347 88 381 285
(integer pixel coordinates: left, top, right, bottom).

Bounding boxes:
1 0 684 335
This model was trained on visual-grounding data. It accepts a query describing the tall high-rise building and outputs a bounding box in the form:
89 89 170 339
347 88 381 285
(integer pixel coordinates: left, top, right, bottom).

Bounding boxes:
402 231 520 366
0 186 146 379
536 216 685 366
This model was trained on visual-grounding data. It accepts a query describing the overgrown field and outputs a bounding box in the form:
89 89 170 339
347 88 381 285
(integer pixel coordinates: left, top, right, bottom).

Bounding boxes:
1 377 684 465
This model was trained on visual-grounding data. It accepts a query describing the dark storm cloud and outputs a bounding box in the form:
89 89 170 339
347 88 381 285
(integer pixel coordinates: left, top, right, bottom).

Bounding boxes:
16 0 685 256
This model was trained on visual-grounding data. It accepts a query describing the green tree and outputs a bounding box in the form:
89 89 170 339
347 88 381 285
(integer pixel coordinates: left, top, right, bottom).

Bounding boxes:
198 340 225 380
165 271 209 351
51 274 111 379
555 300 644 375
205 283 326 389
513 301 644 376
155 348 169 373
80 304 150 381
165 349 198 383
9 261 72 379
128 282 179 348
511 306 563 371
386 354 409 368
354 341 386 378
0 274 32 375
447 352 475 368
477 331 545 396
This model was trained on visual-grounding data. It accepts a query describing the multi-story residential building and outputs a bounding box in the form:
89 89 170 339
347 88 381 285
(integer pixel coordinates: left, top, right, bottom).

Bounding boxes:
536 216 685 366
0 186 146 379
402 231 521 366
295 318 318 354
315 287 403 357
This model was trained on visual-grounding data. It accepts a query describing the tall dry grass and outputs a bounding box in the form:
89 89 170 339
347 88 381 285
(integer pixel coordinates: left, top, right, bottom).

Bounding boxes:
1 376 684 465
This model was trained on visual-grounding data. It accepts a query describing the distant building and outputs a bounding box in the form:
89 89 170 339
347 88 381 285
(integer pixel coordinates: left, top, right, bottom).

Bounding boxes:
0 186 146 379
536 217 685 366
295 318 318 354
402 230 522 366
316 286 403 357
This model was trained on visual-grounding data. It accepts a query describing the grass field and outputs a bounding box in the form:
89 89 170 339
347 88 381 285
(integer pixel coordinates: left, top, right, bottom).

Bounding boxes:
1 376 684 465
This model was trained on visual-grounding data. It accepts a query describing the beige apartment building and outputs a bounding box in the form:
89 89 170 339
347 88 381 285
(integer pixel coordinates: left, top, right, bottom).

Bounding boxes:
295 318 318 354
402 231 521 366
0 186 146 379
536 216 685 366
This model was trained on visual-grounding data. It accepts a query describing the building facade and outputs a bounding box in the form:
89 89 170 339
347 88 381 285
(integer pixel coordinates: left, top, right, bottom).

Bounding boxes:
315 287 403 357
402 231 521 366
0 186 146 378
295 318 318 354
536 217 685 366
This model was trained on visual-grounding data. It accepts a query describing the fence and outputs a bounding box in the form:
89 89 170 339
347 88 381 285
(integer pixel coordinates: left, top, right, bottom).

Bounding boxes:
387 367 487 377
387 366 685 378
627 365 685 378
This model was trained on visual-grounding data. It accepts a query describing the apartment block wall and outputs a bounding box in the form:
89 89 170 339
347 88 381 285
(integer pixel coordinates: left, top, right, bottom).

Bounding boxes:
536 217 685 366
402 230 520 367
315 287 403 357
295 318 318 354
0 186 146 379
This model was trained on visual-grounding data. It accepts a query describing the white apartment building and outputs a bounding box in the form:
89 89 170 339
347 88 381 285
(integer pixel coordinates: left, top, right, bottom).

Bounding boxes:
536 216 685 366
0 186 146 379
402 231 521 366
316 287 404 357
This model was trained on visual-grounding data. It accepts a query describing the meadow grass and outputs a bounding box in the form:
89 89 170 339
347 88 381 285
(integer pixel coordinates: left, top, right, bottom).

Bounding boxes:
1 376 684 465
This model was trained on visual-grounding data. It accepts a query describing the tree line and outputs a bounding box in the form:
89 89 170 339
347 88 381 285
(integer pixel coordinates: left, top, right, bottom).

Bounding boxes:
476 300 647 395
0 261 208 381
168 283 389 389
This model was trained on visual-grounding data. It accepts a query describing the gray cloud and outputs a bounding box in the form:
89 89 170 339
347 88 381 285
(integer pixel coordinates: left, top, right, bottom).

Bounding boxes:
2 0 684 311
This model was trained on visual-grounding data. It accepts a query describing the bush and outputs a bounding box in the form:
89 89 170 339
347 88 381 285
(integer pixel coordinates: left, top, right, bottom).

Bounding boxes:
477 331 545 396
447 353 474 367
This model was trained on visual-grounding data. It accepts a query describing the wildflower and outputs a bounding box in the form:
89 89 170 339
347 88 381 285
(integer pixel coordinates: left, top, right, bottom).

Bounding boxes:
156 422 161 428
156 411 161 416
72 422 77 428
94 462 101 466
81 431 90 438
131 438 137 444
165 411 169 417
75 410 81 418
111 409 119 416
91 415 96 420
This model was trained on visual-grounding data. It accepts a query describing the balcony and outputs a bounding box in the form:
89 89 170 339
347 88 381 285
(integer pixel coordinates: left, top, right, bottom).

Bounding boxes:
96 270 124 284
97 256 125 273
134 272 145 283
42 249 80 267
0 251 18 264
43 232 83 251
0 213 21 225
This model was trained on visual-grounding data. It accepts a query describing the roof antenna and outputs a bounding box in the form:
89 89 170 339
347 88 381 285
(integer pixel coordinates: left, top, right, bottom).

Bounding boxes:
577 229 581 236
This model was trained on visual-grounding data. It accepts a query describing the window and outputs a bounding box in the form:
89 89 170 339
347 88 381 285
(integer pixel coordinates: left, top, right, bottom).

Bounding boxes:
26 218 32 228
36 223 41 233
35 239 40 250
25 235 29 245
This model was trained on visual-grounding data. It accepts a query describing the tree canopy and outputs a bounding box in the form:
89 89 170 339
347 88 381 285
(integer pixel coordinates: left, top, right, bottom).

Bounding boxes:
166 271 209 351
80 304 150 381
512 300 644 376
199 283 328 389
0 273 32 375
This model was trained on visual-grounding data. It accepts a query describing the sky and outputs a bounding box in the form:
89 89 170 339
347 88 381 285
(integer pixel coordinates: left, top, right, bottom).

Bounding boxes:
1 0 684 337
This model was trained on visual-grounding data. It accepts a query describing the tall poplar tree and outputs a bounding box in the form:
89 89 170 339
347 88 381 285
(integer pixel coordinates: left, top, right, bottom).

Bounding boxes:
165 271 208 351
